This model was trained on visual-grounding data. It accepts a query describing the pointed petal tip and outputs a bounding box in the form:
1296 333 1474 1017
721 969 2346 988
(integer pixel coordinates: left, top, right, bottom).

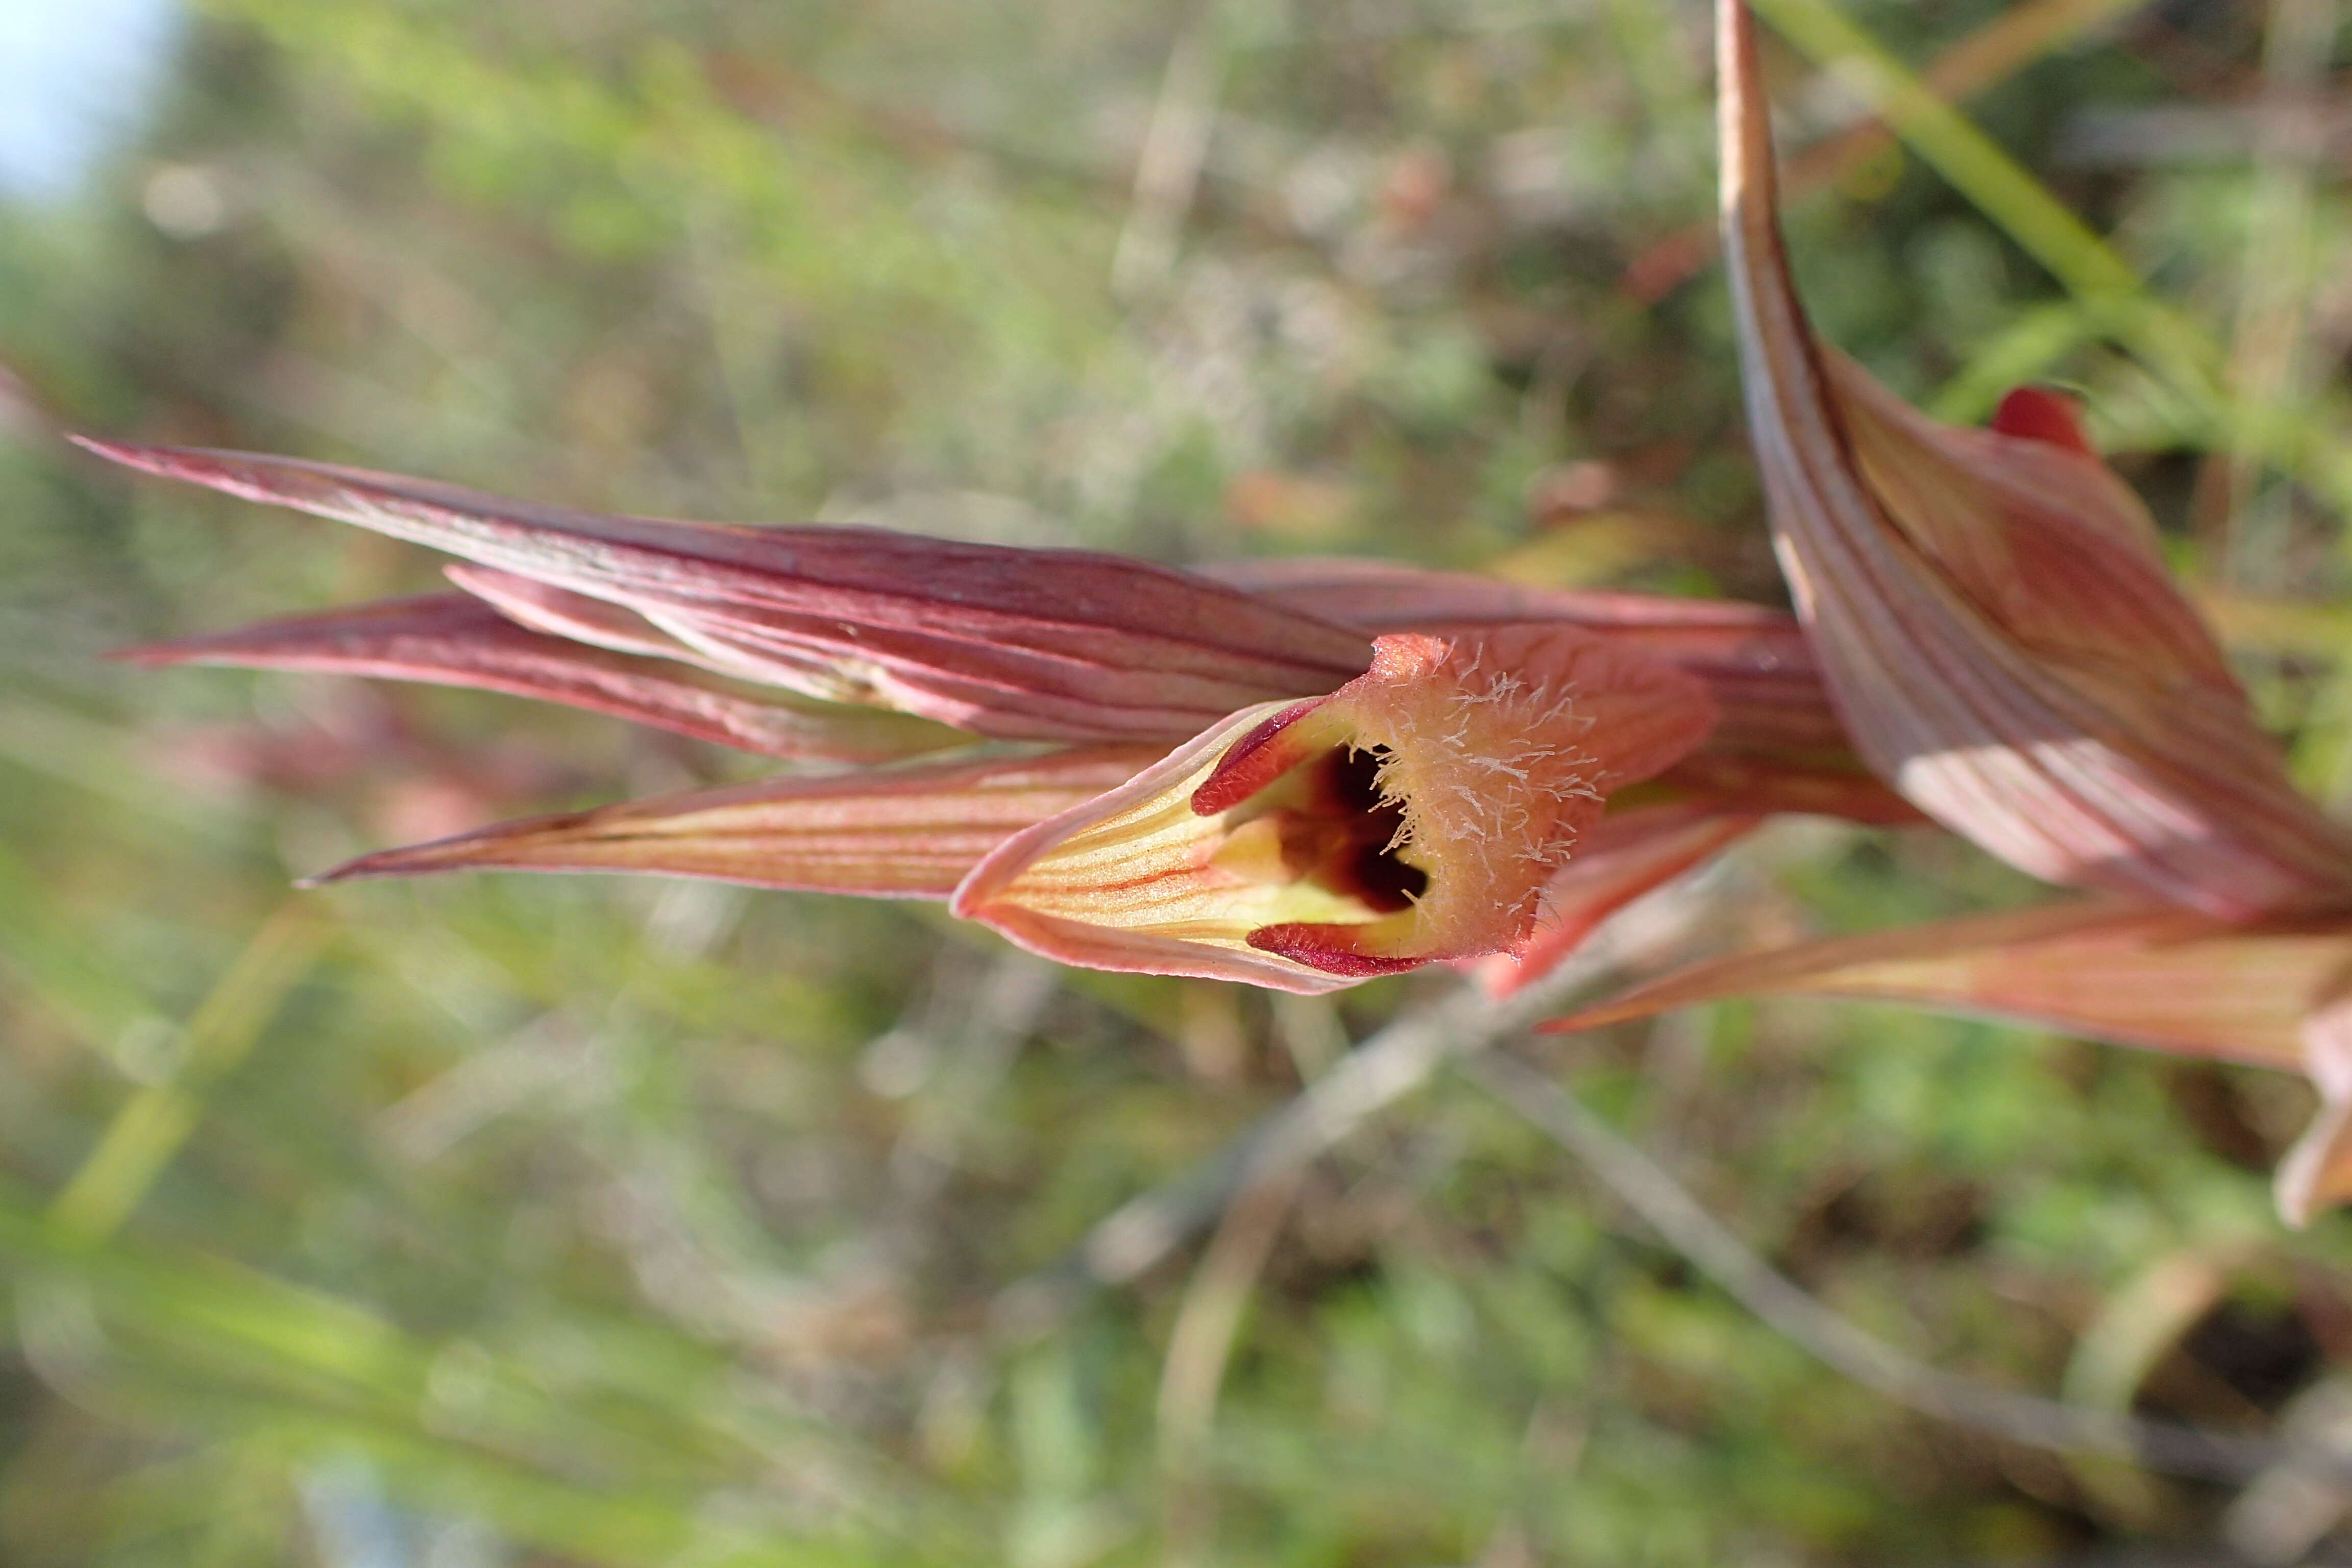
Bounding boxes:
107 629 265 668
293 853 387 888
297 842 468 887
2272 1103 2349 1231
104 642 175 666
69 433 200 479
1717 0 1775 216
296 844 514 888
66 431 134 462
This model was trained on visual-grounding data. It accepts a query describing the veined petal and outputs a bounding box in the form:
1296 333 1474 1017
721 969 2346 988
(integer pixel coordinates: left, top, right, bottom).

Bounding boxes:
77 439 1375 744
116 593 965 764
953 626 1718 991
308 745 1159 898
1717 0 2352 919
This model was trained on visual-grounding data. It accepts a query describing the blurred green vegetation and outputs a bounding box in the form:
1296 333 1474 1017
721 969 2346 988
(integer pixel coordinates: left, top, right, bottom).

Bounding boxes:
7 0 2352 1562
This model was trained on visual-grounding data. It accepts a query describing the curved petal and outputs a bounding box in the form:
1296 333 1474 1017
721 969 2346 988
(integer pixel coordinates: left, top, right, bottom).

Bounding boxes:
1716 0 2352 919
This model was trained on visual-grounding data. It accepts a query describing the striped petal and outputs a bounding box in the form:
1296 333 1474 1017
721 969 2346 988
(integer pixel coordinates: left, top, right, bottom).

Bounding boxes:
308 745 1159 898
1717 0 2352 919
78 439 1375 744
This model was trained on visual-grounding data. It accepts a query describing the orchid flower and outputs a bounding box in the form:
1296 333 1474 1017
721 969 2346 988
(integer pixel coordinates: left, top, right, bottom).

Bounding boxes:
1716 0 2352 919
87 437 1899 993
952 624 1717 991
1540 1 2352 1223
